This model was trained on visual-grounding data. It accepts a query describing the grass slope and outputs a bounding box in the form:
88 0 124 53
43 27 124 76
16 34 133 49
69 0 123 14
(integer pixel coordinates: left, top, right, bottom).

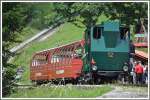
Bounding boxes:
9 85 112 98
10 27 40 49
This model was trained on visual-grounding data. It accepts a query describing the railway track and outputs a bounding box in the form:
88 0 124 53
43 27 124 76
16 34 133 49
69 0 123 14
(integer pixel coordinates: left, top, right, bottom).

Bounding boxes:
9 17 66 53
10 25 59 53
12 82 148 98
13 81 148 89
13 83 102 89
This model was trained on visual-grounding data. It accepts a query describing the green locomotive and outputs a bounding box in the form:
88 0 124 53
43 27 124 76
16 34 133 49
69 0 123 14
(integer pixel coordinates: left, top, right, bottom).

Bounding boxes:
80 21 132 83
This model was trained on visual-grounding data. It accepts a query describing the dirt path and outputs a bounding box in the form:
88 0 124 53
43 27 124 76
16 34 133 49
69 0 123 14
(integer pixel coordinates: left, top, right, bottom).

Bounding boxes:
97 84 148 98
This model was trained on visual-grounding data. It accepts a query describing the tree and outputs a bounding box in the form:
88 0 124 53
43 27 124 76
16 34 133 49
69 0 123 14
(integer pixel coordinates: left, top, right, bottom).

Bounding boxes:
2 2 35 96
53 2 148 29
105 2 148 26
53 3 105 28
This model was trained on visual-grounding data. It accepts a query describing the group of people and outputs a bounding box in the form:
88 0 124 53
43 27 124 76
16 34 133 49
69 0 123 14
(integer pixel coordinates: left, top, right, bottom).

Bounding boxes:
130 61 148 85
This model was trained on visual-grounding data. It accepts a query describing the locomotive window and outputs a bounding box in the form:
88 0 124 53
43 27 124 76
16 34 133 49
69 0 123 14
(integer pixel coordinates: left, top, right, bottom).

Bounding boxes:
120 28 129 40
93 27 101 39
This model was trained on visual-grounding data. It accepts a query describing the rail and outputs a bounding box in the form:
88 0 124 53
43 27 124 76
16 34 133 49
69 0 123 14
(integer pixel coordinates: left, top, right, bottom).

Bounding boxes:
9 17 65 53
10 26 57 53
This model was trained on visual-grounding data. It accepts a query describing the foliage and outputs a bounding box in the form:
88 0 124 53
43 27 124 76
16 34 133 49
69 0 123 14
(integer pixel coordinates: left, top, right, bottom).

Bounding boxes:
53 2 148 30
3 3 33 43
9 85 112 98
54 3 105 28
2 2 35 96
29 3 57 29
105 2 148 31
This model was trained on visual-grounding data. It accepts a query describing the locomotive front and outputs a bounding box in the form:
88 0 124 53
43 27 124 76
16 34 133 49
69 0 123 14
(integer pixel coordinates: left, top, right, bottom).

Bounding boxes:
84 21 130 78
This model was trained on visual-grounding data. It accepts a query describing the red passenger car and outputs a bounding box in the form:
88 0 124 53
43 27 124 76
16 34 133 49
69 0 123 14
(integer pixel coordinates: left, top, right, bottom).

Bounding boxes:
30 41 84 83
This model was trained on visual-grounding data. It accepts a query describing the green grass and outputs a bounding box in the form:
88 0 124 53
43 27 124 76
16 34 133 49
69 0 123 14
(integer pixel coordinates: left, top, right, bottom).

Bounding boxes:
12 22 84 84
9 85 112 98
18 27 39 41
9 26 40 49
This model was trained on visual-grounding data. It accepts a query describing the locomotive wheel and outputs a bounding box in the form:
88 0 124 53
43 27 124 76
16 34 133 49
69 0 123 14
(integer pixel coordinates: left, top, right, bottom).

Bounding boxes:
96 78 101 85
117 73 130 84
31 80 37 86
33 80 42 85
77 73 94 85
72 78 79 85
117 74 124 84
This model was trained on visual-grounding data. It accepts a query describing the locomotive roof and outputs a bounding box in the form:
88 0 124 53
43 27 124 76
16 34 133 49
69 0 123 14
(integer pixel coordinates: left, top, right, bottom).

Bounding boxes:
93 23 129 28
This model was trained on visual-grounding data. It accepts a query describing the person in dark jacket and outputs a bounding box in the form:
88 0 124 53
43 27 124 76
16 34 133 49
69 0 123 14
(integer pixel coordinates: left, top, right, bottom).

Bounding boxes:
130 40 135 54
129 40 135 72
143 65 148 84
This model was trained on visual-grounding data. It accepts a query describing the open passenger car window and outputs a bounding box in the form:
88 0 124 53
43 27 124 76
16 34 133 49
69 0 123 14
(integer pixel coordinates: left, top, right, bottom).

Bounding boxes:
32 54 48 66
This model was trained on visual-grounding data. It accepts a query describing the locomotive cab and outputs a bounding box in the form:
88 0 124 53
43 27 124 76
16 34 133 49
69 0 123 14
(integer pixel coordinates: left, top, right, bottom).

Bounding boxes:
90 21 130 77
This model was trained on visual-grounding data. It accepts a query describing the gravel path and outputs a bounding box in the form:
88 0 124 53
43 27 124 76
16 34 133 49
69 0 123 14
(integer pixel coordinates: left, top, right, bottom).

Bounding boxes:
97 85 148 98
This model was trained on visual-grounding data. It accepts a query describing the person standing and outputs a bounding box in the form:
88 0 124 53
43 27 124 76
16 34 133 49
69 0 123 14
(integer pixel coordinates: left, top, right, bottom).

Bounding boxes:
129 40 135 65
143 65 148 84
135 61 144 85
131 61 137 84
